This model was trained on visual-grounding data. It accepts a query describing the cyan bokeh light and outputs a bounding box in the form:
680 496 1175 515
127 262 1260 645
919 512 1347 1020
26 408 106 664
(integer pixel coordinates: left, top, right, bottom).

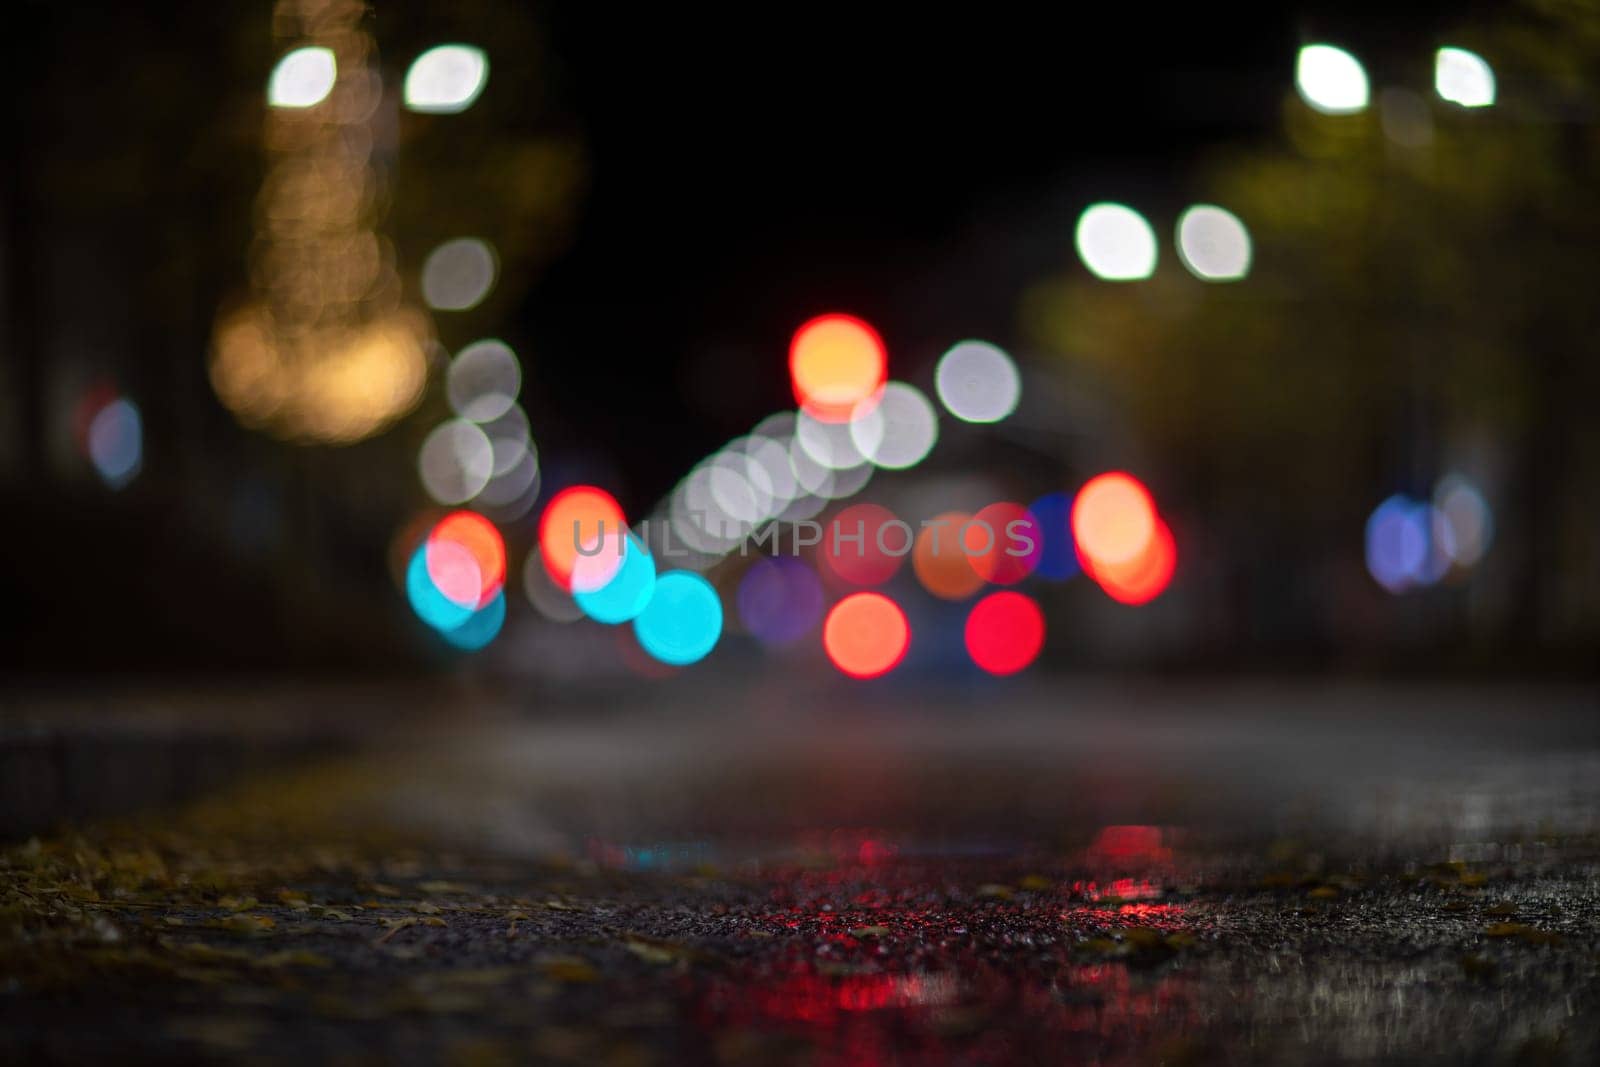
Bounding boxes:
633 570 723 666
575 532 657 624
407 543 475 630
439 590 505 650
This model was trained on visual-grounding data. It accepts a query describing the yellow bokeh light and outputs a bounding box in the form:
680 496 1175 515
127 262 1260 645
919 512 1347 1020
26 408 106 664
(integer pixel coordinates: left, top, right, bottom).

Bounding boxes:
213 0 434 444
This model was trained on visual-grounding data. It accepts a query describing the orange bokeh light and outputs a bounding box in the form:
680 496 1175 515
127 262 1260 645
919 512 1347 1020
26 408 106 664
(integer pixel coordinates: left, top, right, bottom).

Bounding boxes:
428 510 506 608
788 313 887 423
1071 472 1157 567
1085 516 1176 605
912 510 986 601
822 592 910 679
538 485 626 592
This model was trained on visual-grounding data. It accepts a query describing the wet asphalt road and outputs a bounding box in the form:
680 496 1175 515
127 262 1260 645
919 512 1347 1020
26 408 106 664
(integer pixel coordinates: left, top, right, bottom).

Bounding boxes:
2 678 1598 1064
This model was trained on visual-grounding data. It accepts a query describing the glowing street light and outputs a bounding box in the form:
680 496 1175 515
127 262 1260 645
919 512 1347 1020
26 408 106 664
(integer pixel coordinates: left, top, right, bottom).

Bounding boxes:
268 46 336 108
1435 47 1495 108
1176 205 1252 282
1296 44 1369 115
1074 203 1158 281
404 45 490 114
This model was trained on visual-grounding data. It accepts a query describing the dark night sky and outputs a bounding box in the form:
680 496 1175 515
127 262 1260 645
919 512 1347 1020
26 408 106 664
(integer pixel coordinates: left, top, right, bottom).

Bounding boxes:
515 3 1465 514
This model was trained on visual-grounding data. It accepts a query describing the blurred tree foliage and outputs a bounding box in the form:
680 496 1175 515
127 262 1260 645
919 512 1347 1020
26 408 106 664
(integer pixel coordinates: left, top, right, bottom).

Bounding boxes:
1020 0 1600 650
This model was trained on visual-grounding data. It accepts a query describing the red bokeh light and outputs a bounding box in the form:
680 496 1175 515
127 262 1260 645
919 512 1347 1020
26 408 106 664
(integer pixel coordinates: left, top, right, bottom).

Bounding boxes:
821 502 908 587
788 313 888 423
823 592 910 679
963 591 1045 675
963 502 1041 585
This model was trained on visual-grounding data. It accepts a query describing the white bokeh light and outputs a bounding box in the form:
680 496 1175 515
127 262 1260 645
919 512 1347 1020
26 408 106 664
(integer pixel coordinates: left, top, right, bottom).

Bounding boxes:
268 47 337 109
1296 44 1369 115
672 465 744 553
741 433 798 514
1435 47 1495 108
1176 205 1252 282
479 404 531 475
850 381 938 470
795 409 870 471
935 341 1021 424
1434 474 1494 567
789 436 871 501
418 418 494 505
1074 203 1158 281
709 448 775 526
88 398 142 489
404 45 489 114
422 238 498 311
447 340 521 423
475 451 541 517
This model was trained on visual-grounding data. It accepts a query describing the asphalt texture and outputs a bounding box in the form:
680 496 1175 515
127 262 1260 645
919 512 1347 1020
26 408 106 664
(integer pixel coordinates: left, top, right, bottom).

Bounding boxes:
3 679 1598 1065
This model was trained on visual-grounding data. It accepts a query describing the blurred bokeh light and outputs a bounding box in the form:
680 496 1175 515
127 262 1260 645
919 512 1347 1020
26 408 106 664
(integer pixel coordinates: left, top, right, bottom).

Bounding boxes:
418 418 494 505
1295 44 1369 114
1026 492 1079 582
85 396 142 490
575 532 656 624
823 592 910 679
737 557 824 647
212 2 431 444
633 570 723 666
1086 517 1176 605
964 591 1046 675
788 314 888 423
267 46 336 109
1435 47 1495 108
1175 205 1252 281
422 238 499 311
934 341 1020 424
1434 474 1493 570
912 511 986 601
447 340 522 423
404 44 489 114
1074 203 1158 281
1071 473 1157 568
963 502 1040 585
822 502 908 587
427 511 506 609
849 381 938 470
538 485 626 592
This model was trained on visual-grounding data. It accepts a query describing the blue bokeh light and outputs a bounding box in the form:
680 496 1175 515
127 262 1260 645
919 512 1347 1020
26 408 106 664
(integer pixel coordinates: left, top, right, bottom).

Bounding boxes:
88 397 142 489
1027 491 1080 581
1365 494 1429 594
633 570 723 666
